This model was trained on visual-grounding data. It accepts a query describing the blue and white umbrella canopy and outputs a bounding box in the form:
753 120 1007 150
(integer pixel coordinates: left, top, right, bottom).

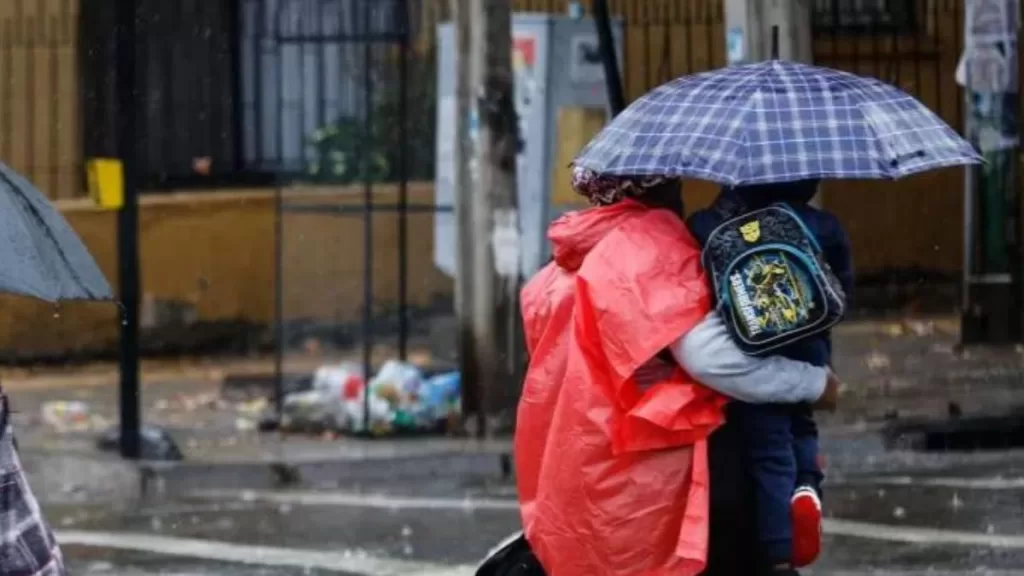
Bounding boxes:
573 60 981 186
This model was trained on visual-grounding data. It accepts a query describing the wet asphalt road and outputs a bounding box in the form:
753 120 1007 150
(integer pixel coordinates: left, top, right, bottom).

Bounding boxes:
50 434 1024 576
23 324 1024 574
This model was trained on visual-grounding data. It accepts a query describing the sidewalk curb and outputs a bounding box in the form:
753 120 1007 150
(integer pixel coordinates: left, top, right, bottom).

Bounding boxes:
24 447 511 504
138 450 510 497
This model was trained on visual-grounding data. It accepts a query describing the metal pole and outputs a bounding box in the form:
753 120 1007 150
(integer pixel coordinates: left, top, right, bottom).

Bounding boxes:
764 0 812 63
273 183 284 418
725 1 811 64
361 0 374 431
115 0 141 460
593 0 625 116
760 2 821 205
960 0 1021 344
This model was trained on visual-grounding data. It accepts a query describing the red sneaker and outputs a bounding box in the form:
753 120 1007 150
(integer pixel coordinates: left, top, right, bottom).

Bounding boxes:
791 485 822 567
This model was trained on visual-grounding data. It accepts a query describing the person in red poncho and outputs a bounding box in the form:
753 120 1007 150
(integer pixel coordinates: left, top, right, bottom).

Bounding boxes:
504 168 840 576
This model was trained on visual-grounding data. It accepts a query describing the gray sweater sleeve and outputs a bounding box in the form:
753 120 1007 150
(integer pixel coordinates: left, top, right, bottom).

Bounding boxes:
669 312 827 404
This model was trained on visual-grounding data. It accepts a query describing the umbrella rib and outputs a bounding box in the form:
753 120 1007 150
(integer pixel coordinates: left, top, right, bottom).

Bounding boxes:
734 62 782 186
0 167 98 301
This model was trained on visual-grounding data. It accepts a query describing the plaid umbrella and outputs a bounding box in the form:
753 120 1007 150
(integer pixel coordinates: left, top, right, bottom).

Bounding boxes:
573 60 981 186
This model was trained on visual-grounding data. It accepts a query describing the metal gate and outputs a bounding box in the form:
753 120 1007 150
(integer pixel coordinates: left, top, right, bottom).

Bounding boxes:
265 0 452 424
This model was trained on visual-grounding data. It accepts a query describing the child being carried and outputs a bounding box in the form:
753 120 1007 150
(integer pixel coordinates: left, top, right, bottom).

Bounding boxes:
687 179 853 575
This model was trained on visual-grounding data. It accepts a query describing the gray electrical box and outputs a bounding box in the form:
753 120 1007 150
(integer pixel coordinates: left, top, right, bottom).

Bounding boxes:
433 14 624 278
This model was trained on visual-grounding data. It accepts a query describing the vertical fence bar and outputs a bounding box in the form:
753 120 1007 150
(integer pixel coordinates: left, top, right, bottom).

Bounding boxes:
298 0 308 174
253 0 265 169
397 0 410 361
269 0 285 418
2 19 11 174
115 0 142 460
361 0 374 431
229 0 245 174
275 1 285 170
48 12 59 196
274 182 285 417
22 0 35 186
316 0 328 155
162 2 178 180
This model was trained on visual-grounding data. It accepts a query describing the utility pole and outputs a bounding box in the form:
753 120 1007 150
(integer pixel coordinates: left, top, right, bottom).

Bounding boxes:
725 0 812 65
725 0 816 206
450 0 482 431
468 0 520 436
115 0 141 460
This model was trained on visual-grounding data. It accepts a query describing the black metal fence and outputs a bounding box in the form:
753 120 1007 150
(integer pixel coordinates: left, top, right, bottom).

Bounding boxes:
258 0 453 421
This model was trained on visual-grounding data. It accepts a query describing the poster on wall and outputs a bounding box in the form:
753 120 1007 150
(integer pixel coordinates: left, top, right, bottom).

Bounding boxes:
513 34 537 167
956 0 1020 152
964 0 1019 45
568 34 604 84
433 97 457 276
727 26 745 65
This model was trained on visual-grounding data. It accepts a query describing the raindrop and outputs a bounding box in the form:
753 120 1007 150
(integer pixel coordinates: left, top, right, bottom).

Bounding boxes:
892 506 906 519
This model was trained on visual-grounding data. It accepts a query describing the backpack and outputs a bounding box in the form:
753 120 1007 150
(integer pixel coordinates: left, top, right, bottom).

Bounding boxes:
701 202 846 355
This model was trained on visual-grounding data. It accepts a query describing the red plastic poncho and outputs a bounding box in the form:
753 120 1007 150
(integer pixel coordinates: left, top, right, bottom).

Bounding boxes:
516 199 728 576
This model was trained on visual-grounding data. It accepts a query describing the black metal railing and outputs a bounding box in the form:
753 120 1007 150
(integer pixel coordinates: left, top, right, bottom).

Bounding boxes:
813 0 919 34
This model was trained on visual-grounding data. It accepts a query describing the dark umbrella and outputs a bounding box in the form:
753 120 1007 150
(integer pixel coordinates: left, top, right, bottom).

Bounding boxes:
0 163 112 302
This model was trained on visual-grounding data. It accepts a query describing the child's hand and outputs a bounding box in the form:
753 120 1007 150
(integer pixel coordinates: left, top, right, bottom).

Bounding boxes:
813 370 840 412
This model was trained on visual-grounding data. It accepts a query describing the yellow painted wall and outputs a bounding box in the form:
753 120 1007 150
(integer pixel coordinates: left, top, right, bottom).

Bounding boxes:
0 184 452 356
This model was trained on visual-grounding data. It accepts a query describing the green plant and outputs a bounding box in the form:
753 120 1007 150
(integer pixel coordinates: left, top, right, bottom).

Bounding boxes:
305 52 437 184
306 118 390 184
